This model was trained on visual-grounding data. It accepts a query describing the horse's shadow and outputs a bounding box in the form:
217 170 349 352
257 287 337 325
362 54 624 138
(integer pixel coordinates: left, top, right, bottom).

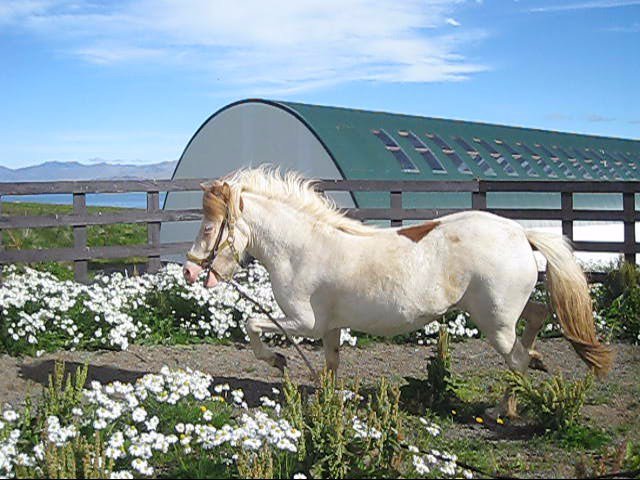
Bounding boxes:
18 360 307 408
398 376 539 441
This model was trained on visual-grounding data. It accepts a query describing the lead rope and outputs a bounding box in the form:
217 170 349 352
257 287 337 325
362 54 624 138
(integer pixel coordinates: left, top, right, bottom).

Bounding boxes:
228 279 321 384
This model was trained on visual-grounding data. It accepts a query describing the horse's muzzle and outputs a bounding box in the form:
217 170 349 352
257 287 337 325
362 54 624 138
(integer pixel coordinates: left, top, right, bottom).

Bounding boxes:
183 262 202 284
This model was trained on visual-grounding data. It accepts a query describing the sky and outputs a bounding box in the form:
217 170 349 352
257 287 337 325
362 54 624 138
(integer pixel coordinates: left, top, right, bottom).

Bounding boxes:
0 0 638 168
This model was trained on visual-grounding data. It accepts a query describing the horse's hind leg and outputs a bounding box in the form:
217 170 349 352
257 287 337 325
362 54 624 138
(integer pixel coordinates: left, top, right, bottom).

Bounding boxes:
487 325 531 419
465 301 530 419
521 300 551 372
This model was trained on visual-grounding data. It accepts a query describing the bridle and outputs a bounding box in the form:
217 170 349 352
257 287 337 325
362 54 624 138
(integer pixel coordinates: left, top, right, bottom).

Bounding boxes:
186 203 242 284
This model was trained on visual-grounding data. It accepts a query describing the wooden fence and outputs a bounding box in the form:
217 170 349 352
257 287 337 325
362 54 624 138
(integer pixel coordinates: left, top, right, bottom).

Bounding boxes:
0 179 638 283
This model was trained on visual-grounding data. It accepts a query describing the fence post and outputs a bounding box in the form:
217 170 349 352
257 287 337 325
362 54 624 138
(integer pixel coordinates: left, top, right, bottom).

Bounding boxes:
147 191 161 273
561 191 574 242
472 181 487 210
623 192 636 264
390 190 402 227
73 192 88 283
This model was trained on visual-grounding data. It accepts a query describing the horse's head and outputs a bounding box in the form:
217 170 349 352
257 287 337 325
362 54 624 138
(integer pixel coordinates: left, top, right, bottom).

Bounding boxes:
183 180 248 287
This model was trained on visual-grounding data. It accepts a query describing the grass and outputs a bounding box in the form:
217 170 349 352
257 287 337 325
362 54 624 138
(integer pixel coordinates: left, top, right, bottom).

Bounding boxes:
2 201 148 271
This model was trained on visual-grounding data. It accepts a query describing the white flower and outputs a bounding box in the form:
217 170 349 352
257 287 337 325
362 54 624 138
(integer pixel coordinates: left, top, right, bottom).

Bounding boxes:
419 417 441 437
110 471 134 479
131 458 153 476
132 407 147 423
2 410 19 423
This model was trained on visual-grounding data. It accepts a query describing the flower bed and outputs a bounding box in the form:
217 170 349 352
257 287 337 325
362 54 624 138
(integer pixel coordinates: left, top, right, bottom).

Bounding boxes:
0 263 480 357
0 363 471 479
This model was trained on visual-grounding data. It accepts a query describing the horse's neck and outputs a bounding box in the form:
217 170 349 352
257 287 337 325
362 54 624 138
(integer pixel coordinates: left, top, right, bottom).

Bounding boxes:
242 193 318 270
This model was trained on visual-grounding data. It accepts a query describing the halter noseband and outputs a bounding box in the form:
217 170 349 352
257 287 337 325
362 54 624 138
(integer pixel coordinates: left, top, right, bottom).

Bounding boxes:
186 204 242 284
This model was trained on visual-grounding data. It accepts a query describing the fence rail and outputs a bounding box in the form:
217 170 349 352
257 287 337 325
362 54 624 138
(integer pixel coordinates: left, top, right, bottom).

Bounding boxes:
1 178 638 283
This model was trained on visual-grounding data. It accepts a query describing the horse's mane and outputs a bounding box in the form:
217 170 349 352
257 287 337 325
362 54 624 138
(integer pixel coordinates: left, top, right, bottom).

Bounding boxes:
223 166 378 236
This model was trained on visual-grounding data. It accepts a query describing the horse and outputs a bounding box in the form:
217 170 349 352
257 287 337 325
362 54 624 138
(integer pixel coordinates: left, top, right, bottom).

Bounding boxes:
182 166 614 414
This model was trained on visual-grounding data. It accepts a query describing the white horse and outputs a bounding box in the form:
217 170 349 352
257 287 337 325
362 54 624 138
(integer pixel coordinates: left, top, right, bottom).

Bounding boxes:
183 167 613 404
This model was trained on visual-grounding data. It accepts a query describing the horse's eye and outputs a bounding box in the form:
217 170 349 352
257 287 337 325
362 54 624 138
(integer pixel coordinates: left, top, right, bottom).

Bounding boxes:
204 225 214 234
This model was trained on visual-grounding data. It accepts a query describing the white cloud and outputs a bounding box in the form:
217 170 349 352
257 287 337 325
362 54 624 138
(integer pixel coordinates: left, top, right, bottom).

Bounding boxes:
529 0 640 13
0 0 50 24
587 114 616 122
603 22 640 32
1 0 488 93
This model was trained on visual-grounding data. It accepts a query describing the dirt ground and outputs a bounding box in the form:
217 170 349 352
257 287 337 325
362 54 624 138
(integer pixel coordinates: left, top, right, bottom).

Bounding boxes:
1 338 637 412
2 338 639 477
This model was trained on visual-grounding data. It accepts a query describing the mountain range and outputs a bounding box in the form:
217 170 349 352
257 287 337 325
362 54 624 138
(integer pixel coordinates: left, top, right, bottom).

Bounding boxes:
0 160 178 182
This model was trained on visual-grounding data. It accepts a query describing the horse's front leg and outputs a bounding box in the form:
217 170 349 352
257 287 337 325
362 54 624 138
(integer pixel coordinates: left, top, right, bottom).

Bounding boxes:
246 315 312 373
322 328 341 376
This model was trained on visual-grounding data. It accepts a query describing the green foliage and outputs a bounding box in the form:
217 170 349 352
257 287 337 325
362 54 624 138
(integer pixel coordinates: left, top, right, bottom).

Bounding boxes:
10 363 112 479
2 202 148 273
506 372 593 431
2 202 146 251
625 441 640 471
400 326 479 418
42 361 88 420
424 326 457 411
600 285 640 343
282 370 404 479
17 432 114 479
573 440 640 478
599 260 640 305
554 424 612 450
595 261 640 343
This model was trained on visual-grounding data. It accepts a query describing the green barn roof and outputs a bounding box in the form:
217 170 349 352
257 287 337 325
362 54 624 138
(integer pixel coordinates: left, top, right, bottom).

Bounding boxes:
276 100 640 182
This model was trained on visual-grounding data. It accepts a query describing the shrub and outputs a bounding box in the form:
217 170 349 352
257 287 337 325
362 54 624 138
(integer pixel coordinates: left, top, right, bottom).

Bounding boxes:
424 326 457 411
282 370 403 479
595 261 640 343
573 440 640 478
506 372 593 431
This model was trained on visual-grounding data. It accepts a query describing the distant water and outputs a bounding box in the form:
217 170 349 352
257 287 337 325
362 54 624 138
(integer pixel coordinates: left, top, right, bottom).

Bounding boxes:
4 192 167 209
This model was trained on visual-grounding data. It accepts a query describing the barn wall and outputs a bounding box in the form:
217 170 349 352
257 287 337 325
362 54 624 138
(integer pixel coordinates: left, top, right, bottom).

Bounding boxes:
161 101 353 259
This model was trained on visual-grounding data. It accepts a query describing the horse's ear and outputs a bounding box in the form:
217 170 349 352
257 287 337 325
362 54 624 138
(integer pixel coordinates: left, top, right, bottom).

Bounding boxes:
221 182 232 200
201 180 224 194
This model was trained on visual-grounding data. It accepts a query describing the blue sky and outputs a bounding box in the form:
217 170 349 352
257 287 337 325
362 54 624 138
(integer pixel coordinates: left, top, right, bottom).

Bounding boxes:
1 0 638 168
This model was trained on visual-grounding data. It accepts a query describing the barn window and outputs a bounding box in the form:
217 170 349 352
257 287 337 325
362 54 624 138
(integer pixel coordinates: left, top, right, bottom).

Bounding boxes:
535 143 559 160
425 131 472 174
609 151 636 177
473 137 501 157
536 143 575 178
572 147 608 178
516 142 557 177
516 142 541 159
553 145 597 179
453 137 496 176
372 129 419 173
453 137 478 155
470 137 517 176
496 139 538 177
400 130 447 174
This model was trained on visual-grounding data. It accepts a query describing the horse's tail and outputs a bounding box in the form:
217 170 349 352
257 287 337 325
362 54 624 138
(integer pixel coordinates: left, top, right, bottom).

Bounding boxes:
525 230 614 377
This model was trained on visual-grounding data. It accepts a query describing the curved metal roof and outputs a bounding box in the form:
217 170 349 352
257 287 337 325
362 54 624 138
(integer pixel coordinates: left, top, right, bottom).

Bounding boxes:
272 100 640 182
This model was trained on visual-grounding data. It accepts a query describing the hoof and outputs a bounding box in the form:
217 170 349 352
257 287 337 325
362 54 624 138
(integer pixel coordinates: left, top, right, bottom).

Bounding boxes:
504 395 519 420
528 351 549 373
486 394 519 421
272 353 287 373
